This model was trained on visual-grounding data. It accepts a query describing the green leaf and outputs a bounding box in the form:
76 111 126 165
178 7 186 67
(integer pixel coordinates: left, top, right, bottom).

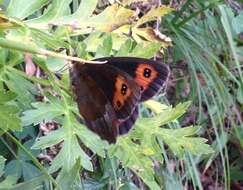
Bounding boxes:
74 123 108 157
7 0 50 19
25 92 108 174
109 138 161 190
236 84 243 104
134 102 213 156
232 12 243 34
116 39 133 56
84 32 103 52
0 90 16 103
74 0 98 20
120 182 139 190
22 162 41 181
77 42 88 59
57 158 81 190
31 28 68 50
0 175 46 190
129 43 162 58
32 127 67 149
0 175 18 189
157 126 214 157
141 101 191 127
46 0 98 26
48 129 93 172
143 100 169 114
27 0 72 24
108 101 213 188
32 116 94 173
0 156 6 177
2 69 37 107
95 33 113 58
21 97 65 126
46 52 67 72
86 4 134 32
0 105 21 131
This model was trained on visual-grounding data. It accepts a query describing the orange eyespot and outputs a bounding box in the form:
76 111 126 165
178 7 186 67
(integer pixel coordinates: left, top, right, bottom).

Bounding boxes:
135 64 158 91
113 76 131 110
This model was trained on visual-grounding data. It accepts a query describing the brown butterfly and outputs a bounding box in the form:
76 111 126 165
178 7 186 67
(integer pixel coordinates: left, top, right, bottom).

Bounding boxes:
71 57 170 143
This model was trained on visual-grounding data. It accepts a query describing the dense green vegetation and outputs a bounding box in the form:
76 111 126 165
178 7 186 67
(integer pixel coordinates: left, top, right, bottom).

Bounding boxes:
0 0 242 189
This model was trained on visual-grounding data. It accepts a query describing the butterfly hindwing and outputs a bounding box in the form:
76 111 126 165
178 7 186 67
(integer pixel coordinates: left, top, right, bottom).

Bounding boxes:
118 106 139 135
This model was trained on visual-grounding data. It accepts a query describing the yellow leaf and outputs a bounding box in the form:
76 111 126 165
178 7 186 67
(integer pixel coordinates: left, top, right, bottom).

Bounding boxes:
132 27 172 47
135 6 174 27
0 13 22 29
86 4 135 32
113 24 131 35
142 148 155 156
144 100 169 114
121 0 149 5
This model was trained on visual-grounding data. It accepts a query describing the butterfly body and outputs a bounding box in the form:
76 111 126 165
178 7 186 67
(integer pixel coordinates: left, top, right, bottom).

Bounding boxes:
71 57 169 143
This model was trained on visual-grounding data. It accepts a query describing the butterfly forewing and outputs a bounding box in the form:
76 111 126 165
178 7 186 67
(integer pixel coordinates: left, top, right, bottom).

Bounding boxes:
72 63 141 120
71 63 118 143
94 57 170 101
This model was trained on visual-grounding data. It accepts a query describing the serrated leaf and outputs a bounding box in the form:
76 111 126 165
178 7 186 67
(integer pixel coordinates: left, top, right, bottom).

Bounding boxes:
49 132 93 172
32 115 94 173
28 93 109 175
32 127 67 149
157 126 214 157
74 123 108 157
109 138 160 190
141 101 191 127
3 70 37 107
21 98 64 126
130 102 213 157
143 100 169 114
